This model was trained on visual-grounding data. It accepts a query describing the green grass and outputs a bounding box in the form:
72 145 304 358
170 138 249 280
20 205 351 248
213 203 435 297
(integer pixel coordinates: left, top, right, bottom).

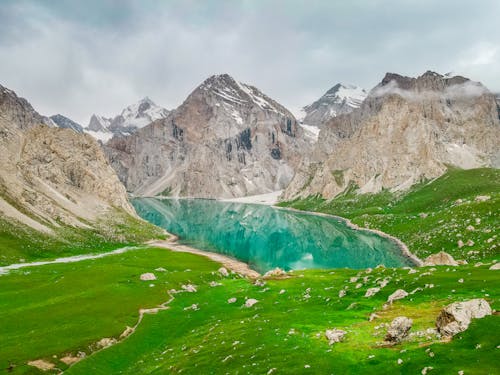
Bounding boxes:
0 209 166 266
1 248 497 374
278 168 500 262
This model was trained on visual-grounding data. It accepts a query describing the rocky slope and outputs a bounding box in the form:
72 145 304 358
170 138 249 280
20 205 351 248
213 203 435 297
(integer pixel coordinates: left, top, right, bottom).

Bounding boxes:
50 114 84 133
300 83 367 127
105 74 310 198
0 83 135 233
85 98 169 142
283 71 500 200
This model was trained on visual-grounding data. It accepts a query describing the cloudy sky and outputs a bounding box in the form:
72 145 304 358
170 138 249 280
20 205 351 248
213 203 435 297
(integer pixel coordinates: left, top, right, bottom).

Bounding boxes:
1 0 499 124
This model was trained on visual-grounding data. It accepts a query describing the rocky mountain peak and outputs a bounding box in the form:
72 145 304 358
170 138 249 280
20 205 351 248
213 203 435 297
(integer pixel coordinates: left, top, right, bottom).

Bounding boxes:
50 114 84 133
300 82 367 127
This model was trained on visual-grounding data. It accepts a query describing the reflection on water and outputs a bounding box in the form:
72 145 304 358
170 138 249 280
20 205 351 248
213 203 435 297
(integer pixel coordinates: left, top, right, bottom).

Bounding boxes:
133 198 412 273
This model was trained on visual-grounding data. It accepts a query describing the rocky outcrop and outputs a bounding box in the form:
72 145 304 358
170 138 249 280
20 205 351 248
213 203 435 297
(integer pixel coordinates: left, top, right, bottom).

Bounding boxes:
436 299 492 337
300 83 367 127
325 329 346 345
385 316 412 343
423 251 459 266
0 83 135 232
105 74 310 198
283 71 500 200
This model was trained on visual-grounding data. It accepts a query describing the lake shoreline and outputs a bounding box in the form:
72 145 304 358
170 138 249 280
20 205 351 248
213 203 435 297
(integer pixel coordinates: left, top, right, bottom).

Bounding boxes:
274 206 423 267
147 238 261 278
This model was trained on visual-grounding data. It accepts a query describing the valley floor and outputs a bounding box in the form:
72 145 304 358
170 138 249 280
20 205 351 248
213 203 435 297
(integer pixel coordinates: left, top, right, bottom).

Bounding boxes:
0 168 498 374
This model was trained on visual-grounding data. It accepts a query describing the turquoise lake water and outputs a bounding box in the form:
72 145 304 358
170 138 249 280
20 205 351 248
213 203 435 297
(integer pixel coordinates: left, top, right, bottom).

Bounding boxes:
132 198 413 273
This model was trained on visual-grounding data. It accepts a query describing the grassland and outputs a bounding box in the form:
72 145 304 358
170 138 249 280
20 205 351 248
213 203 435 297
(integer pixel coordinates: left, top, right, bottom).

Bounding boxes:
0 209 166 266
0 247 498 374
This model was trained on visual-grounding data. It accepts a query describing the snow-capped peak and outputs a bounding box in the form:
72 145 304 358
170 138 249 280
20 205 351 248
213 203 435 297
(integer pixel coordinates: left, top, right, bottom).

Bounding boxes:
300 83 367 127
198 73 287 116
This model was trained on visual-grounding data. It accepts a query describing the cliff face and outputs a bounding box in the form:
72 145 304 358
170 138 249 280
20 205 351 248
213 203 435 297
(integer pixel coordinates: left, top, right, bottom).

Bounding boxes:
283 71 500 200
0 84 135 233
105 74 311 198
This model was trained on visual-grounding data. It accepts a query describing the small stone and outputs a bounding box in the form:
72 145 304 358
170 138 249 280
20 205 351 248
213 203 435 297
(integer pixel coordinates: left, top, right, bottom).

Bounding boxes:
397 359 403 365
140 273 156 281
154 267 167 272
325 329 346 345
228 297 237 304
245 298 259 308
458 278 464 283
387 289 408 304
218 267 229 277
365 287 380 298
466 240 475 247
489 263 500 270
338 290 346 298
419 213 428 218
279 289 286 294
466 225 475 231
474 195 490 202
181 284 197 293
422 366 434 375
458 240 464 248
263 267 287 278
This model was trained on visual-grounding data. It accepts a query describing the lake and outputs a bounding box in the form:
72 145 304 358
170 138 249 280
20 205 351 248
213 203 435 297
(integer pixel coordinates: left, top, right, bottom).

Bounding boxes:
132 198 413 273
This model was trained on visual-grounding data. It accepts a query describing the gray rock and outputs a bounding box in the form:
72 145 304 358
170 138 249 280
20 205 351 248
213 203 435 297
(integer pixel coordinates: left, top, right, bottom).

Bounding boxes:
423 251 459 266
385 316 413 343
436 299 492 337
325 329 347 345
387 289 408 304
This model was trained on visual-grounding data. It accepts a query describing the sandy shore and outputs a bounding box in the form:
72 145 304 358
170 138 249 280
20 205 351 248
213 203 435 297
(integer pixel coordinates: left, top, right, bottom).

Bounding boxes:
219 190 283 205
148 238 261 278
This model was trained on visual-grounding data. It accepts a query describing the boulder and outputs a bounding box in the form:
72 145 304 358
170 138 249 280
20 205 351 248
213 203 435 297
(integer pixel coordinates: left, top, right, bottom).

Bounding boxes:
218 267 229 277
387 289 408 304
436 299 492 337
244 298 259 308
263 267 287 278
140 273 156 281
489 263 500 270
475 195 491 202
181 284 197 293
364 287 380 298
325 329 346 345
423 251 458 266
385 316 413 343
227 297 237 304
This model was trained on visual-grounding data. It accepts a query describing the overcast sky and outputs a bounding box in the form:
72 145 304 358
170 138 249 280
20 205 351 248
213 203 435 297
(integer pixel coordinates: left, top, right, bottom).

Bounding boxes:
1 0 499 124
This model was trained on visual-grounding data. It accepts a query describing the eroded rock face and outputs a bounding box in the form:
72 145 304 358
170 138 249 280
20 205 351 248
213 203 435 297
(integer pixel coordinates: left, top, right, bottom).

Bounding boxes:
105 74 310 198
436 299 492 337
385 317 413 343
283 71 500 200
0 83 135 231
423 251 459 266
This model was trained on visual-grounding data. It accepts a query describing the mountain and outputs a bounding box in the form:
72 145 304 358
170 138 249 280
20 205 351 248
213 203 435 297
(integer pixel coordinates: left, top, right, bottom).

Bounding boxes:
283 71 500 200
299 83 367 127
50 114 84 133
105 74 311 198
85 98 169 143
0 83 136 233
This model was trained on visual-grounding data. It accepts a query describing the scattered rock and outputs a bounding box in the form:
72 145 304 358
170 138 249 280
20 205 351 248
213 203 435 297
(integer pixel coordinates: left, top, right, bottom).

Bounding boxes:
369 313 379 322
139 273 156 281
385 316 412 343
154 267 167 272
423 251 458 266
408 268 418 274
209 281 222 287
184 304 199 311
60 356 82 365
489 263 500 270
422 366 434 374
279 289 286 294
387 289 408 304
254 279 266 287
419 213 428 218
338 289 346 298
365 287 380 297
436 299 492 337
349 277 359 283
263 267 287 278
228 297 237 304
27 360 55 371
466 240 475 247
458 278 464 283
96 337 117 349
325 329 346 345
244 298 259 308
218 267 229 277
466 225 475 231
120 326 134 339
475 195 490 202
457 240 464 248
181 284 197 293
397 358 403 365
